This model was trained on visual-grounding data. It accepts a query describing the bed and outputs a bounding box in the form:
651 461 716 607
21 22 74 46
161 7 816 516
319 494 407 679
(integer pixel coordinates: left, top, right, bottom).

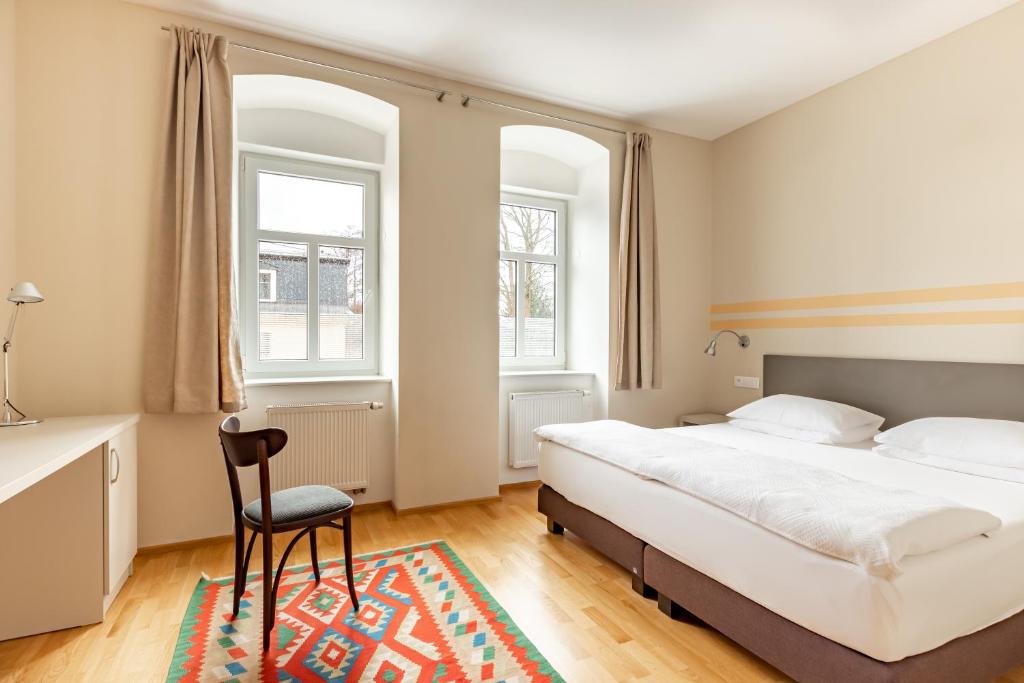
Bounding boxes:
537 355 1024 683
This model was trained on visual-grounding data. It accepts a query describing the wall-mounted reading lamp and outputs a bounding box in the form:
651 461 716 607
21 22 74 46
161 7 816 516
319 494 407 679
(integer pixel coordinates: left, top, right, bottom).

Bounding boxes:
2 282 44 427
704 329 750 357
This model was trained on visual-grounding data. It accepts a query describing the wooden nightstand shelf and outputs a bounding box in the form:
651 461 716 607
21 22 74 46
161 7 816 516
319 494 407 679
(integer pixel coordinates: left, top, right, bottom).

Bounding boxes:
677 412 729 427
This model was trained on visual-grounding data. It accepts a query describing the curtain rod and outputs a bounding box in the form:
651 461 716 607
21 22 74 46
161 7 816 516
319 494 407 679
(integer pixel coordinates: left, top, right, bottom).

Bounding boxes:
161 25 451 100
459 95 627 136
160 25 629 136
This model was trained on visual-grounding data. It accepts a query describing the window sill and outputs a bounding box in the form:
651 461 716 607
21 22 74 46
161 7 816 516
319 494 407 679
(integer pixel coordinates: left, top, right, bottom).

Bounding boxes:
245 375 392 387
500 370 596 378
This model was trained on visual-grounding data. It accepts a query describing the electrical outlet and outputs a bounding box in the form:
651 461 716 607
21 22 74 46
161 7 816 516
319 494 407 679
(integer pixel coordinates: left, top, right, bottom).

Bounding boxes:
734 375 760 389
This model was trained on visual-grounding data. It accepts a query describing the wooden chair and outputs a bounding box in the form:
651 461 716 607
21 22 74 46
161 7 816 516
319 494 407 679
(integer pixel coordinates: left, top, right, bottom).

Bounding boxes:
218 416 360 650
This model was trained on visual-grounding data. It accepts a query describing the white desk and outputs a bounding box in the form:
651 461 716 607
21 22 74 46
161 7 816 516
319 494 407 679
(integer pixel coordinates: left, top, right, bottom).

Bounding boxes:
0 414 140 641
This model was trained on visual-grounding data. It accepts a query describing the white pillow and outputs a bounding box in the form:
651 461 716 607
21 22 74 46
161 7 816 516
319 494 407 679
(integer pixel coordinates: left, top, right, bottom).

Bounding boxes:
730 418 879 445
727 394 884 439
875 417 1024 470
874 443 1024 484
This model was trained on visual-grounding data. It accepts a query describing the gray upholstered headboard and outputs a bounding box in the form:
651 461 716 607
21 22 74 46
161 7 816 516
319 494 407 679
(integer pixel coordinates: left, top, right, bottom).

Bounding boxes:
763 355 1024 428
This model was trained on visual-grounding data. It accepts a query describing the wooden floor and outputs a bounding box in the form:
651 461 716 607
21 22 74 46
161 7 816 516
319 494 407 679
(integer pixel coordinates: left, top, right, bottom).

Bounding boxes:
2 484 1024 682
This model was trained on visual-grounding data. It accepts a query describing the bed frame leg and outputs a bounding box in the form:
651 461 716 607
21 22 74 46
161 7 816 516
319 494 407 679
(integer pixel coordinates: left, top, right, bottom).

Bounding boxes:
657 593 707 625
546 517 564 535
657 593 684 618
632 574 656 598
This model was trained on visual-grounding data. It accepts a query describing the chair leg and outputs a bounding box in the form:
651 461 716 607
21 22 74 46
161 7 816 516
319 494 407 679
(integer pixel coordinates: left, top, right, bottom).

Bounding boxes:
261 531 274 651
310 528 321 583
241 531 257 585
232 521 244 617
342 516 359 612
272 528 312 602
232 530 257 617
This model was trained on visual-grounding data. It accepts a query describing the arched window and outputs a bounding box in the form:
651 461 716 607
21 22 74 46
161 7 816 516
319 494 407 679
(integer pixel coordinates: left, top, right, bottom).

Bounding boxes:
499 126 609 371
235 75 397 378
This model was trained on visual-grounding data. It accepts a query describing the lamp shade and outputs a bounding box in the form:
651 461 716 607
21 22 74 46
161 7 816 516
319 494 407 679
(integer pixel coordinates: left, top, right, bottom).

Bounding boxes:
7 282 44 304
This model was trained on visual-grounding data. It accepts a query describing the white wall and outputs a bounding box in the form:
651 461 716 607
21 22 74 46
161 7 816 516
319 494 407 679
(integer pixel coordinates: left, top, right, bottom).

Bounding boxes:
237 108 385 164
709 1 1024 413
0 0 15 299
230 79 399 514
501 150 577 196
607 131 714 428
498 373 594 485
379 105 401 514
139 381 394 544
568 155 611 413
10 0 712 544
495 129 609 485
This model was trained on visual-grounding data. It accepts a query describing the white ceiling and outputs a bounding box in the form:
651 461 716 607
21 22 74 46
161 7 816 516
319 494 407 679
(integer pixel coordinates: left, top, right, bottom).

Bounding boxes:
132 0 1018 139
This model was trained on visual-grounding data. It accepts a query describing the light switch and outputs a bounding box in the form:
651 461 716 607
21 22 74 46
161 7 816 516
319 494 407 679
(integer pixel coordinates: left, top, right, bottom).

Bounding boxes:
734 375 760 389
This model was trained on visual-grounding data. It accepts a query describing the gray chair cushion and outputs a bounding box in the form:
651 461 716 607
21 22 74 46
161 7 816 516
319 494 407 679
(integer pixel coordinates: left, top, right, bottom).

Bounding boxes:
243 485 353 525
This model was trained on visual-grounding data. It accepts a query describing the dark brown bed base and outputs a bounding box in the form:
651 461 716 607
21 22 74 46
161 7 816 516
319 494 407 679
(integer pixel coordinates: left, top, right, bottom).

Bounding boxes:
539 483 1024 683
537 485 653 597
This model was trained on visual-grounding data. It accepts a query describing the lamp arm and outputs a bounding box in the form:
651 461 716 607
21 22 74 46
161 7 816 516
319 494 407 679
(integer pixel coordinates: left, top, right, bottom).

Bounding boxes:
3 303 21 350
714 329 750 347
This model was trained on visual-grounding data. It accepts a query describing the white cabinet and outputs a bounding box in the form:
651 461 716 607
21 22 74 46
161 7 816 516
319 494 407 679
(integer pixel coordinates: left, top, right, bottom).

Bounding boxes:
104 425 138 600
0 415 140 641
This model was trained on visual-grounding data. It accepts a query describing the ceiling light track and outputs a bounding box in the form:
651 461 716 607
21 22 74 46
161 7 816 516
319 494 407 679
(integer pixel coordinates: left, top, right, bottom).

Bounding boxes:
161 25 628 137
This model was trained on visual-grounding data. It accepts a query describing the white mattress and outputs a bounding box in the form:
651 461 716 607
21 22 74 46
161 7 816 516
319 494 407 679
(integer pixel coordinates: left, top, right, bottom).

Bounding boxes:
538 423 1024 662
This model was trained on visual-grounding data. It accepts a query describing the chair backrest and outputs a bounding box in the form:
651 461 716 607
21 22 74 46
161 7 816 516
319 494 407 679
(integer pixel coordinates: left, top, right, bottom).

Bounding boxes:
218 416 288 467
218 416 288 524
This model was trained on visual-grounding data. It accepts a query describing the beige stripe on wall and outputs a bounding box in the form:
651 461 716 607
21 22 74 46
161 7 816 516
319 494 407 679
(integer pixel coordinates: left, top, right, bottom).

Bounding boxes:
710 310 1024 331
710 282 1024 315
709 282 1024 331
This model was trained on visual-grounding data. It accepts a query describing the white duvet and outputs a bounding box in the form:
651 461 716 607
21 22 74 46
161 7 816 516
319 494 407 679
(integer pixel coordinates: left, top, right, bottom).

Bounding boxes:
534 420 1001 578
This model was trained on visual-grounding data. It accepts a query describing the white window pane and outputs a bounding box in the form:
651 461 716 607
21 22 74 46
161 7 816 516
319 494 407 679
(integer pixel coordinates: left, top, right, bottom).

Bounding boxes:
320 246 363 360
258 241 307 360
499 203 555 255
524 262 555 357
258 171 363 238
499 260 516 358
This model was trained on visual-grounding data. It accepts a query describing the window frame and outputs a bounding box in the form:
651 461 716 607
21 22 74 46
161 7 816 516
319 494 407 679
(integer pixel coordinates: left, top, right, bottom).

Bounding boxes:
499 191 567 370
240 152 380 378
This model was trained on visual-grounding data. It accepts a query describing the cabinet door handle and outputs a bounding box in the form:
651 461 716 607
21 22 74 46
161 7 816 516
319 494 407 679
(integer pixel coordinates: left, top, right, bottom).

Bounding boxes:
110 448 120 484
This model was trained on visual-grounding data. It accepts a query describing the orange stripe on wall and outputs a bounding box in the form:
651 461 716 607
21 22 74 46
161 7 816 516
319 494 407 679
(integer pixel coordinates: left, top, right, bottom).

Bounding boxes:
710 310 1024 331
710 282 1024 315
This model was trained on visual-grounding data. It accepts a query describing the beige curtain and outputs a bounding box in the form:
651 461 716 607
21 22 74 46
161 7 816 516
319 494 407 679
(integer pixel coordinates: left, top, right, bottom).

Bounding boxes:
615 132 662 390
144 26 246 413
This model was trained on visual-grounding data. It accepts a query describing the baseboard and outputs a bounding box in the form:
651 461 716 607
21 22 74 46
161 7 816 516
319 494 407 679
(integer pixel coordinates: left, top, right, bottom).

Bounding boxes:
138 501 395 554
498 480 541 492
138 490 521 553
351 500 393 514
390 495 502 516
137 534 234 556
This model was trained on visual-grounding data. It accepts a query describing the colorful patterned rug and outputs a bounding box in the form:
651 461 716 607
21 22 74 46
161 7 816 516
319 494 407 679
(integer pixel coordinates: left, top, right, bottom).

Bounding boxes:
167 540 563 682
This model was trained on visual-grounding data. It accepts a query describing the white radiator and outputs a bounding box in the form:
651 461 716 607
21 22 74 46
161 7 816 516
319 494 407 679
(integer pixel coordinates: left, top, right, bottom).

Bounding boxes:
265 401 382 492
508 390 591 468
